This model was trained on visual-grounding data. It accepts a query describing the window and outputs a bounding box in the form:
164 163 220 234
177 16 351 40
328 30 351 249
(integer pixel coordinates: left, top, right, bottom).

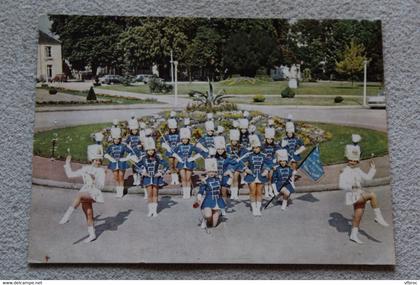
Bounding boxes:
45 46 52 58
47 65 52 79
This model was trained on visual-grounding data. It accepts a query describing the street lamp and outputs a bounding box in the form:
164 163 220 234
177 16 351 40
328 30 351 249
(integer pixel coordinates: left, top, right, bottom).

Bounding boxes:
170 50 174 84
363 60 368 107
173 60 178 107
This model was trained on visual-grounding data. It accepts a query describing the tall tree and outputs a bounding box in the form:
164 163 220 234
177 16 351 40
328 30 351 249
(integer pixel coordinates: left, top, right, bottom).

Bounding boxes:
335 40 367 86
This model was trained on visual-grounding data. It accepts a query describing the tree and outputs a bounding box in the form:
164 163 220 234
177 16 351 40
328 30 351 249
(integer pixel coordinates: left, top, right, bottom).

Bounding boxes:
335 40 367 86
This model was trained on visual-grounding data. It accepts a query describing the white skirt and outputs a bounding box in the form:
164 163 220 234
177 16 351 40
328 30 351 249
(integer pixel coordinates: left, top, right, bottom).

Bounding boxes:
345 189 365 206
79 185 104 203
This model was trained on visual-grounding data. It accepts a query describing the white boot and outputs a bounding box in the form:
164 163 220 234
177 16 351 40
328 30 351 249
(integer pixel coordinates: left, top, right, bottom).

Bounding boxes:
135 174 141 186
133 174 138 186
152 203 158 217
143 187 148 200
59 206 74 224
147 203 153 217
221 208 226 216
350 227 363 244
114 186 120 197
251 202 258 216
118 186 124 198
171 173 179 185
281 199 288 211
256 201 262 216
374 208 389 227
264 184 270 199
272 183 279 196
84 226 96 243
231 187 239 200
200 218 207 229
182 187 190 199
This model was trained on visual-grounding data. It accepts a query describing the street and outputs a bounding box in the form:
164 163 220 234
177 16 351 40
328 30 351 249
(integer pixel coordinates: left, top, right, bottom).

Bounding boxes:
28 185 394 264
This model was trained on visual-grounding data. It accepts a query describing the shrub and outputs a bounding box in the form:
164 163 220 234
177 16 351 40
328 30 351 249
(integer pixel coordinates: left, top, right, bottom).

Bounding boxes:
49 87 57 95
281 87 295 98
185 102 238 113
86 86 97 101
334 96 344 103
148 76 173 93
253 94 266 103
303 68 312 82
93 77 101 86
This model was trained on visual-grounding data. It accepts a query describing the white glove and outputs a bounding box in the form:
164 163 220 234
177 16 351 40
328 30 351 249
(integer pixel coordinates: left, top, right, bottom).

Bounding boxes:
245 168 253 175
261 170 268 177
155 171 162 177
127 154 139 164
161 142 171 152
196 143 208 152
104 154 116 163
187 157 195 162
281 139 288 148
119 157 129 162
224 170 232 177
294 146 306 155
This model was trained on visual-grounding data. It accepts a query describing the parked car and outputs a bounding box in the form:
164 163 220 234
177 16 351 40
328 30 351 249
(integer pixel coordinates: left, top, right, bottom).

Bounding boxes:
135 74 154 84
99 75 124 85
367 91 386 109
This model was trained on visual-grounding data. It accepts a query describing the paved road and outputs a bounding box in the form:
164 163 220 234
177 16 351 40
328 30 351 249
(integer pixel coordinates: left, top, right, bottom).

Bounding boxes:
28 185 394 264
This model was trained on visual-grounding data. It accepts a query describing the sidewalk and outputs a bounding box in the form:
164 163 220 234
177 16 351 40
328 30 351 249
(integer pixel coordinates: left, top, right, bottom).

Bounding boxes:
32 155 391 194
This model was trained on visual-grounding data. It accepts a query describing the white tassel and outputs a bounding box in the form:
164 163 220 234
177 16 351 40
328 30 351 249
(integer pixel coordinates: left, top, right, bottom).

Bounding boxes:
59 206 74 224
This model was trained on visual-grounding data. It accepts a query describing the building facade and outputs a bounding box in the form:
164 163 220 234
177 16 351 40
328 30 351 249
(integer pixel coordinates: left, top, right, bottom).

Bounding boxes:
37 31 63 82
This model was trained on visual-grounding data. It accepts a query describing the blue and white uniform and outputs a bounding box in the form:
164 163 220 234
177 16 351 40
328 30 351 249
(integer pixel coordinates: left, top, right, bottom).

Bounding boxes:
198 134 215 150
198 176 226 210
140 154 169 187
161 132 180 157
262 142 279 168
272 165 295 193
105 143 131 170
283 135 304 161
238 152 271 184
214 154 236 187
171 143 203 170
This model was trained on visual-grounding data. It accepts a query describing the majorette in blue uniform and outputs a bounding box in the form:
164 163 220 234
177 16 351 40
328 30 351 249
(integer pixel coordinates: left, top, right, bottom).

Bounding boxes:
140 137 169 217
170 127 204 199
104 124 132 198
226 129 247 200
238 118 250 149
125 115 143 186
196 120 216 152
272 149 296 210
195 158 226 229
262 125 278 198
237 135 270 216
213 136 236 188
161 118 181 185
282 121 306 163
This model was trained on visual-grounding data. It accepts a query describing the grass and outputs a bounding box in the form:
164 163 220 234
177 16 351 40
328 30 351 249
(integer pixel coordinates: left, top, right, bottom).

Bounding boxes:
97 80 383 96
36 87 160 105
33 121 388 166
230 96 363 106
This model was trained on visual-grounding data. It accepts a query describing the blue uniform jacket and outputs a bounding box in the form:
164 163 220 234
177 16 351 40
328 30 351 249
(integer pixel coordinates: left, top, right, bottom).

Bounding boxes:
106 143 131 170
262 142 279 168
283 135 304 162
198 176 226 209
198 134 215 149
238 151 271 183
272 165 295 193
161 132 180 157
139 154 169 187
226 144 247 171
171 143 204 170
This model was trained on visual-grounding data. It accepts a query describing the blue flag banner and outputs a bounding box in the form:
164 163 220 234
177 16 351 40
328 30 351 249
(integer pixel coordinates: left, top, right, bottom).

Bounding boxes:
300 145 324 181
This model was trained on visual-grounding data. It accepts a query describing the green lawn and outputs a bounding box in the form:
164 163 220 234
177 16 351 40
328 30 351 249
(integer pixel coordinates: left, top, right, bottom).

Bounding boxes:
33 121 388 166
229 96 363 106
97 80 383 96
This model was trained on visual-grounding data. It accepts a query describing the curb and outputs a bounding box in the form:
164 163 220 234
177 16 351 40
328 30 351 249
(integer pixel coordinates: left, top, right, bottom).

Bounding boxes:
32 176 391 195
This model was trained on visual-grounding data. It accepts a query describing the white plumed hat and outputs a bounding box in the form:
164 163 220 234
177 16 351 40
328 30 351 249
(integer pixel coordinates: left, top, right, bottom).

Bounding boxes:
268 118 274 126
184 117 190 126
205 121 215 132
214 136 226 149
345 144 361 161
265 127 275 139
139 122 146 129
170 111 176 118
352 134 362 143
230 129 240 141
205 158 218 172
275 149 289 161
232 120 239 128
145 128 153 137
249 134 261 147
128 119 139 130
286 121 295 133
243 110 250 118
216 125 224 135
111 127 121 139
167 118 177 129
207 113 214 120
144 137 156 151
180 127 191 139
130 113 136 119
112 119 119 126
248 125 256 134
287 114 293 121
239 118 249 129
94 132 104 142
87 144 103 161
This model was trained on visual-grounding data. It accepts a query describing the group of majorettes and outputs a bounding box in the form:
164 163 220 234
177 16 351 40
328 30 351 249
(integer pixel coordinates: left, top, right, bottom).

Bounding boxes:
59 111 389 243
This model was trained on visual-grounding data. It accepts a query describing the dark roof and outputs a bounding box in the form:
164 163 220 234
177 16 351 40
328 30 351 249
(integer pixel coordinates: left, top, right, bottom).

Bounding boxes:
38 30 61 45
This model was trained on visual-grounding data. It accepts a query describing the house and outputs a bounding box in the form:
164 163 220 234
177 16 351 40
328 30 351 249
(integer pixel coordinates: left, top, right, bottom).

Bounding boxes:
37 30 63 82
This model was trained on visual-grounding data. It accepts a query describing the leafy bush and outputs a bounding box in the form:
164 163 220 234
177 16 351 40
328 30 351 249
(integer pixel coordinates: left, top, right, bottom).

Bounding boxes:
93 77 101 86
334 96 344 103
49 87 57 95
281 87 295 98
148 76 173 93
185 102 238 113
86 86 97 101
253 94 266 103
303 68 312 82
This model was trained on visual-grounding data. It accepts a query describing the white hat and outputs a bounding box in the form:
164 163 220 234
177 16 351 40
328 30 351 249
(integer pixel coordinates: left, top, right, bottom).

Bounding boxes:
145 128 153 137
275 149 288 161
214 136 226 149
248 125 256 134
128 119 139 130
243 110 250 118
139 122 146 129
216 125 224 135
286 121 295 133
87 144 103 161
112 119 119 126
287 114 293 121
94 132 104 142
239 118 249 129
184 117 190 126
249 134 261 147
232 120 239 128
265 127 275 139
352 134 362 143
230 129 240 141
345 144 361 161
268 119 274 126
130 113 136 119
205 121 215 132
168 118 177 129
111 127 121 139
180 127 191 139
144 137 156 151
207 113 214 121
170 111 176 118
205 158 218 172
139 130 146 141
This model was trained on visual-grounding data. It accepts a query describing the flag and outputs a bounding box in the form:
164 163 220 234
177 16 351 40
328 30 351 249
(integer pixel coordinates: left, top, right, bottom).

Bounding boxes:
300 145 324 181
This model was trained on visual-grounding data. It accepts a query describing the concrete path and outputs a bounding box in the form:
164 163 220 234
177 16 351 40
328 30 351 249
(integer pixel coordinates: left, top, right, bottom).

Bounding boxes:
28 184 395 264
